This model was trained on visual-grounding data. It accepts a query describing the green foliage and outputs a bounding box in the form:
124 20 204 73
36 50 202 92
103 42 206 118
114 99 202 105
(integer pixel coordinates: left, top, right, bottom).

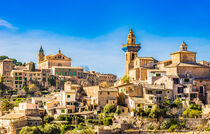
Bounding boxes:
87 119 100 125
136 107 145 117
159 118 185 131
42 124 61 134
149 105 161 118
173 98 182 108
205 127 210 131
0 55 23 66
44 115 54 123
121 75 130 84
103 117 113 126
168 124 178 132
28 84 39 94
19 124 61 134
159 120 170 130
29 62 36 71
147 123 154 130
0 99 14 111
19 126 43 134
115 108 121 115
48 77 56 86
103 104 116 114
60 124 75 134
183 103 202 118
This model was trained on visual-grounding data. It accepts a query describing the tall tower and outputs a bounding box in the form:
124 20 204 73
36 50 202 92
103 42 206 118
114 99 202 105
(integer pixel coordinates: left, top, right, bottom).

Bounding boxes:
122 28 141 76
38 46 45 64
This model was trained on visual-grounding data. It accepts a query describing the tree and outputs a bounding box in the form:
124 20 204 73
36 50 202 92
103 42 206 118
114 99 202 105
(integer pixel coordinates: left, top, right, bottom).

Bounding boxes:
173 98 182 108
103 104 116 114
149 104 161 118
19 126 42 134
136 107 145 117
121 75 129 84
44 115 54 123
0 99 14 112
103 117 113 126
29 62 36 71
28 84 39 94
43 124 61 134
182 103 202 118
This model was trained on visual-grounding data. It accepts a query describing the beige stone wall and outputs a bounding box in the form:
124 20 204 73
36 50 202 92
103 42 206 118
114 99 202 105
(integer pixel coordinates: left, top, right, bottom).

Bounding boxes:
140 68 147 81
98 91 118 107
180 53 196 63
171 53 181 64
178 66 210 78
39 60 71 69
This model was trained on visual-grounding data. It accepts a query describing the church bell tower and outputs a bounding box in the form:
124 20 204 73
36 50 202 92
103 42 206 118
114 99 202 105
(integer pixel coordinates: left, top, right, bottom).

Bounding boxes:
122 28 141 76
38 46 45 64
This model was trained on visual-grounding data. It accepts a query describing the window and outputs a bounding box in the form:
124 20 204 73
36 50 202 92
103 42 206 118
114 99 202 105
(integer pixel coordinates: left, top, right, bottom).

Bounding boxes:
148 106 152 108
56 72 58 75
148 90 153 94
19 81 22 84
200 86 203 93
19 77 22 80
107 92 110 95
15 77 18 80
178 87 184 93
15 73 17 76
61 109 65 113
156 91 162 94
173 78 180 84
15 81 18 84
131 53 135 60
68 109 72 113
67 95 70 98
69 72 71 76
73 72 76 76
19 73 22 75
60 72 63 75
43 78 46 81
156 74 161 77
43 74 46 76
122 109 124 112
184 78 190 83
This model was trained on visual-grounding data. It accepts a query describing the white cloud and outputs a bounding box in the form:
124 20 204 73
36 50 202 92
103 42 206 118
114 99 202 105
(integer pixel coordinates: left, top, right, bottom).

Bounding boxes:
0 27 209 78
0 18 17 29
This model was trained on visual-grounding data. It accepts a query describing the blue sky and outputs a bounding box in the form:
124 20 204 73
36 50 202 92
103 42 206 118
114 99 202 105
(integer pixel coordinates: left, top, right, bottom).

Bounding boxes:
0 0 210 77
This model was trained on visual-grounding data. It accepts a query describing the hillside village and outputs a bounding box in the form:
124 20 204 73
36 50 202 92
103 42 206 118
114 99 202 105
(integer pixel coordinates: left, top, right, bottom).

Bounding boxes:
0 28 210 134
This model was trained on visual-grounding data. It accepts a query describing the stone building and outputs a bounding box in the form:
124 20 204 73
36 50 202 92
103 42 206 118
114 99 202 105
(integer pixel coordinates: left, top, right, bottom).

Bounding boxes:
83 85 118 108
38 46 71 69
121 28 210 104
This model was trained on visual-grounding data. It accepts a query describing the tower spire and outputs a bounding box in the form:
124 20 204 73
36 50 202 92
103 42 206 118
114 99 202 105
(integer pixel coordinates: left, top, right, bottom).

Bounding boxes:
180 41 188 51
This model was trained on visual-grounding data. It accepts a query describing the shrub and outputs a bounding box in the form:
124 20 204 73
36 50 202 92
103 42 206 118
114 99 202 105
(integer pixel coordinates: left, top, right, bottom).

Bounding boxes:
103 117 113 126
168 124 178 132
183 103 202 118
205 127 210 131
19 126 42 134
44 115 54 123
121 75 130 84
159 120 170 130
103 104 116 114
43 124 61 134
61 124 75 134
147 123 154 130
149 105 161 118
115 108 121 115
173 98 182 108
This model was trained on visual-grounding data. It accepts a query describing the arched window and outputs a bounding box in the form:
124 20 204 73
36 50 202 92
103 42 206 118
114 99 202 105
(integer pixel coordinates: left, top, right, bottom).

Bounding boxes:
58 63 62 66
131 53 135 60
